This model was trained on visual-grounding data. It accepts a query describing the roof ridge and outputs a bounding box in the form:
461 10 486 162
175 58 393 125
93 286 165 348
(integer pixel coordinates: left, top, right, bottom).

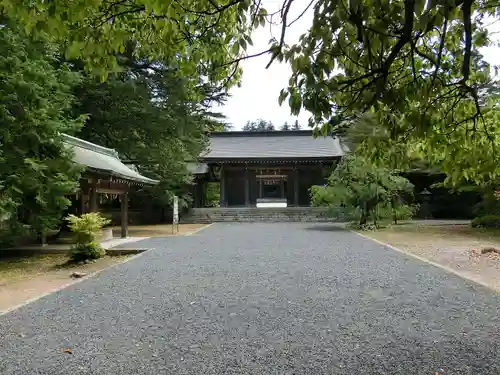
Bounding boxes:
210 130 317 137
62 134 120 159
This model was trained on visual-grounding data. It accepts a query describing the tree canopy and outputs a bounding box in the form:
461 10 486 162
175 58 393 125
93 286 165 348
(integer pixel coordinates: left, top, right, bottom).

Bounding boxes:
0 16 231 245
280 0 497 124
0 22 83 240
277 0 500 185
2 0 500 211
0 0 266 85
72 57 226 208
243 119 275 131
311 154 415 226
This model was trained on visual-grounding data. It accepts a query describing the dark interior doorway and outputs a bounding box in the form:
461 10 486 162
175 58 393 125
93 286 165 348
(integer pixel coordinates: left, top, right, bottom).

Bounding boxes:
258 178 287 200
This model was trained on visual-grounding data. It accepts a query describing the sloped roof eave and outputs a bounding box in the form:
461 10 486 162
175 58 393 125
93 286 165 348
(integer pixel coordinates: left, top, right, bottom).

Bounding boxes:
201 131 347 159
62 134 159 185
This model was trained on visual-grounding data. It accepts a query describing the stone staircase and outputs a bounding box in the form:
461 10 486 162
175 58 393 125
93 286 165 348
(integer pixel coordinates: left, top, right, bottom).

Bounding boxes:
181 207 342 223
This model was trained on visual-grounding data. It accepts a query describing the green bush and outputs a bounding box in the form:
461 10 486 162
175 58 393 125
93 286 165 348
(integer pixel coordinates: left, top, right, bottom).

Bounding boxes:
471 215 500 228
66 213 110 262
70 242 106 262
392 204 419 224
311 155 414 227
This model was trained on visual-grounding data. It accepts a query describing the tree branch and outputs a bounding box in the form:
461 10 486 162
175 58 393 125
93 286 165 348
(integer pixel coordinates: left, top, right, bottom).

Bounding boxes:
265 0 294 68
432 7 448 83
287 0 314 27
462 0 473 82
173 0 242 16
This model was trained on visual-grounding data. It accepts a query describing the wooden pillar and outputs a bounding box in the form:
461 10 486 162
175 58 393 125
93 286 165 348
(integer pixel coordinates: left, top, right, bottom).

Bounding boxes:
120 192 128 238
280 179 285 199
192 183 196 208
259 179 263 198
200 180 206 208
219 165 226 207
294 167 299 206
197 184 200 208
89 187 98 212
193 182 200 208
244 167 250 206
80 193 87 214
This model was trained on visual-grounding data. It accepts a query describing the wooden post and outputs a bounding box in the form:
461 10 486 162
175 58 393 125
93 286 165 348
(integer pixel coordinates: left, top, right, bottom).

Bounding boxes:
120 192 128 238
193 182 199 208
244 167 250 206
201 180 206 208
294 167 299 206
89 187 98 212
80 193 87 214
280 179 285 199
219 165 226 207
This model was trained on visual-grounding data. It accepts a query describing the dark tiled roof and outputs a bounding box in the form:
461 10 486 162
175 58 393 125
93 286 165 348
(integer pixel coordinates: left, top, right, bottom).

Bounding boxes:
63 134 158 185
201 130 346 160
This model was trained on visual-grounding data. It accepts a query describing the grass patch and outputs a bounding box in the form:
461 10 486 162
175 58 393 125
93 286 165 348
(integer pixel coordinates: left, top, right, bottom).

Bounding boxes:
0 253 130 285
111 223 208 237
374 223 500 242
0 254 69 284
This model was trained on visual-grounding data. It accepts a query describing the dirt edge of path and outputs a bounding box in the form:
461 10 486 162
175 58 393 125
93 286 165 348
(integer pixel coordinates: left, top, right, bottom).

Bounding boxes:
0 252 148 316
355 230 500 292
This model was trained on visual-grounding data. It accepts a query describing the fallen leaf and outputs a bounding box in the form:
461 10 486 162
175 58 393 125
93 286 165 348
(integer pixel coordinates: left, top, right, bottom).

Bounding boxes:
63 348 73 354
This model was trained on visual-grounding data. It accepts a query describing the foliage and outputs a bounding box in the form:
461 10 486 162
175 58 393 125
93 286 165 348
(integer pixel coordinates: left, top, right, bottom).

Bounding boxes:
67 213 111 243
66 213 110 261
336 98 500 188
281 0 495 124
0 0 264 85
274 0 499 186
280 122 291 131
345 222 381 231
7 0 498 188
205 183 221 207
72 60 219 208
280 120 301 131
243 119 275 131
70 242 107 262
473 188 500 217
379 201 419 225
392 203 419 224
311 155 414 226
0 222 32 248
242 119 302 131
0 21 83 239
471 215 500 228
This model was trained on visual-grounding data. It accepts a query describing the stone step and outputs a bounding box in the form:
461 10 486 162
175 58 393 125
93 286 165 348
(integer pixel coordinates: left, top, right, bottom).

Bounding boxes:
181 207 341 223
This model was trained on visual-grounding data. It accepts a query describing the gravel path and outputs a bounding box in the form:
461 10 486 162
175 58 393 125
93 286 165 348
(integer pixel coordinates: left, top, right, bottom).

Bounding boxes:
1 223 500 374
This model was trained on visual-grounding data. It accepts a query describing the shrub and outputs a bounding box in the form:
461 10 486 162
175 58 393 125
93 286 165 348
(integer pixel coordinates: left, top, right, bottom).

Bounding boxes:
311 155 414 227
392 203 419 224
70 242 106 262
471 215 500 228
66 213 110 262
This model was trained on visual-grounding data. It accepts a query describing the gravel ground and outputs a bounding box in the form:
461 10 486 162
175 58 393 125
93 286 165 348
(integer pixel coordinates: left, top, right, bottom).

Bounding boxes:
1 223 500 374
364 224 500 291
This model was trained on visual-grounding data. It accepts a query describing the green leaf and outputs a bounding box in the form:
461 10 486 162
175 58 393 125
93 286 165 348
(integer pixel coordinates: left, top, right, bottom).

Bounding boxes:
278 89 289 105
231 42 240 55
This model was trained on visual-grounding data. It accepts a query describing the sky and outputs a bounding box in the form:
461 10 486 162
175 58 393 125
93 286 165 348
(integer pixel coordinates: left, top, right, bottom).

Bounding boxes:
219 0 314 130
218 2 500 130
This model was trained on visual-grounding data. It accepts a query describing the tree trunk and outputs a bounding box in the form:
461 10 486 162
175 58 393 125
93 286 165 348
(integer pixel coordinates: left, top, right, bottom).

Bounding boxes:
359 215 367 225
391 197 397 224
359 202 368 225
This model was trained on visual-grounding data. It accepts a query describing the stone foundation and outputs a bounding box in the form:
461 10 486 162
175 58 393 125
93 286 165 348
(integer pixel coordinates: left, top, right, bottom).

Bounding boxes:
181 207 342 223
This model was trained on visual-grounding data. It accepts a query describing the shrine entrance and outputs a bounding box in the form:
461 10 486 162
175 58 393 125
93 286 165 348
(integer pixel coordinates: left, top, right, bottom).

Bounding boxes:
257 170 288 200
190 130 344 208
